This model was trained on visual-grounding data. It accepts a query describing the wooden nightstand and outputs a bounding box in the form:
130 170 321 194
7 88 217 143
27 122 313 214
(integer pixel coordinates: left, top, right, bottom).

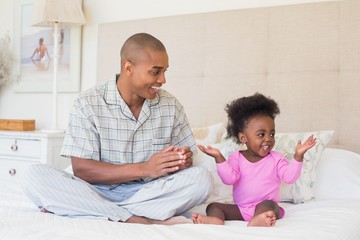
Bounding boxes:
0 130 70 184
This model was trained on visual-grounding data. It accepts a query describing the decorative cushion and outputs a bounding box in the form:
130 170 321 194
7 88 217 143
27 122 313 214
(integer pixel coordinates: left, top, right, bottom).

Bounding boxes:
192 123 232 204
273 130 334 203
191 122 225 146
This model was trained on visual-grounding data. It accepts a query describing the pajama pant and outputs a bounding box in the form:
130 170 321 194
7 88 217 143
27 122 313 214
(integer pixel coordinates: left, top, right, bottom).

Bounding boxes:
21 164 213 222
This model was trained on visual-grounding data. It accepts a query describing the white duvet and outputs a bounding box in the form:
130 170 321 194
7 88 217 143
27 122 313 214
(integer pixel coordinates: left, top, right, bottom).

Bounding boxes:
1 183 360 240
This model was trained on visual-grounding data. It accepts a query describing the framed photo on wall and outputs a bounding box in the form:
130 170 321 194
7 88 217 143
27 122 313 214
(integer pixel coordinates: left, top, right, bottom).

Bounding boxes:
13 0 82 92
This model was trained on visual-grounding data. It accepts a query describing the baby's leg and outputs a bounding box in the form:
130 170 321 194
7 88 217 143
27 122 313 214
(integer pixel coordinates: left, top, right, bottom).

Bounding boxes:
192 213 224 225
192 202 243 225
247 200 280 227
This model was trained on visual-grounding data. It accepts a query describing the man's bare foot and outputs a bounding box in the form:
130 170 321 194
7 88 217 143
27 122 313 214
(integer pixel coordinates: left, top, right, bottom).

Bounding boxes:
192 213 224 225
160 216 192 225
247 210 276 227
124 215 192 225
125 216 153 224
40 208 53 214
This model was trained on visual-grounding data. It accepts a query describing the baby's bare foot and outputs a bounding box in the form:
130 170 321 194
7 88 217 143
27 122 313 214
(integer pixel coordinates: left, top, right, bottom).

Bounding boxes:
192 213 224 225
247 210 276 227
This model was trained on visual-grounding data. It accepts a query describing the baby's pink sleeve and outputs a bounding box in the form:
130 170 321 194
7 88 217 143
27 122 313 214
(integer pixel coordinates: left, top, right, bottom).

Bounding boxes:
216 155 240 185
277 155 303 184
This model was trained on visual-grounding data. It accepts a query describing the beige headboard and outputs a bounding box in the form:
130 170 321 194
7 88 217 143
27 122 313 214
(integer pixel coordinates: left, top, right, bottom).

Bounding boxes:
97 0 360 154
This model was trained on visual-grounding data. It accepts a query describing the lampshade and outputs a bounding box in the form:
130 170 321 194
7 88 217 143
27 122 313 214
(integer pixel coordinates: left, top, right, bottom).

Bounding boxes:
31 0 86 28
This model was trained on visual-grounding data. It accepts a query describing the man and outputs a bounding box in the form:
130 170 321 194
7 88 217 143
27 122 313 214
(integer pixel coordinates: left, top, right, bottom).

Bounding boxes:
22 33 212 224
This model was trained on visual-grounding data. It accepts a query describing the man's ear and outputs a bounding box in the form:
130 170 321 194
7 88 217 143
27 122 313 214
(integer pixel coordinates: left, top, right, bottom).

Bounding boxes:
123 61 133 76
238 132 247 144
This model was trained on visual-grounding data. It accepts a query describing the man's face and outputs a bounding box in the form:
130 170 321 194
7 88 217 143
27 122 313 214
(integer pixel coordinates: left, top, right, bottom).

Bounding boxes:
129 49 169 100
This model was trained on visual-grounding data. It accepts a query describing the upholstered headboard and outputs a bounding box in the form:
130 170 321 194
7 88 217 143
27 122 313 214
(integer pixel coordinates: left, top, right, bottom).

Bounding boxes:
97 0 360 154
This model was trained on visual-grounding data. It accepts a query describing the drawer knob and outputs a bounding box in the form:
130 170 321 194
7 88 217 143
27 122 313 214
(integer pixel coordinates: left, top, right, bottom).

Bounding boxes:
11 143 18 151
9 168 16 176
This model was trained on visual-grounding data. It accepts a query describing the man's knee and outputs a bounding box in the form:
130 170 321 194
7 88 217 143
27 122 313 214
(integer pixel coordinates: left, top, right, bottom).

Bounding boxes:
23 164 46 183
186 166 212 184
21 164 53 208
22 164 61 189
184 166 213 200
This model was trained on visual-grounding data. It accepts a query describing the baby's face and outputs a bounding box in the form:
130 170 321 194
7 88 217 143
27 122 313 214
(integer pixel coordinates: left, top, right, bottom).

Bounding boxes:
241 115 276 160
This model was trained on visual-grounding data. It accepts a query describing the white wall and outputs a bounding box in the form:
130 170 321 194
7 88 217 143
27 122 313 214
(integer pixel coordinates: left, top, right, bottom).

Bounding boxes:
0 0 340 130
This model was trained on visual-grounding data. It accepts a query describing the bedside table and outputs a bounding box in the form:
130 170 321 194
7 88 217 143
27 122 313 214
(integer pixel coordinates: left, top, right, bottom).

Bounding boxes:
0 130 70 184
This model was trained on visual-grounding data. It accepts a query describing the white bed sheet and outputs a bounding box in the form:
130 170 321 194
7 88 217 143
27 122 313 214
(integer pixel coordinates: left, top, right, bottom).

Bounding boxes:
1 183 360 240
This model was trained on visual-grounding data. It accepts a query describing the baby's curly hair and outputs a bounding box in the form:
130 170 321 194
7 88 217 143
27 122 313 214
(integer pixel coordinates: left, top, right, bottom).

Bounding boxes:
225 93 280 143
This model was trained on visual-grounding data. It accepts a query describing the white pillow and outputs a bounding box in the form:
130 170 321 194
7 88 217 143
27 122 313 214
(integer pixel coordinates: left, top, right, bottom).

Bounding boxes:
191 122 225 145
273 130 334 203
315 148 360 200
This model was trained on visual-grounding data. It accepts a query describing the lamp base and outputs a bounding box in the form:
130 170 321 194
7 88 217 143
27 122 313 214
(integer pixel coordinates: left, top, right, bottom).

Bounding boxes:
41 128 65 134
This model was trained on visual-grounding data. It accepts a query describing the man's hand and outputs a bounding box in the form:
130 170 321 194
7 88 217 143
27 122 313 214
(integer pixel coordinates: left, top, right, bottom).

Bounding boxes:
143 146 188 179
173 146 193 171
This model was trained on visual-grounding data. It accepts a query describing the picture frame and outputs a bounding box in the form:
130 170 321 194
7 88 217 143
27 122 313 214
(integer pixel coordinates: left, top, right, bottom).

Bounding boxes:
13 0 82 93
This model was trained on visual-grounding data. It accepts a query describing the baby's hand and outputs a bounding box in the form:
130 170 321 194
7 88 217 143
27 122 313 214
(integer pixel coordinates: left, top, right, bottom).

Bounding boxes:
197 145 226 163
294 135 317 161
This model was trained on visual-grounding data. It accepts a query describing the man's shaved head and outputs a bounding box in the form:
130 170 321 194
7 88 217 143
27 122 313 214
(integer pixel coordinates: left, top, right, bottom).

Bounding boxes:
120 33 167 68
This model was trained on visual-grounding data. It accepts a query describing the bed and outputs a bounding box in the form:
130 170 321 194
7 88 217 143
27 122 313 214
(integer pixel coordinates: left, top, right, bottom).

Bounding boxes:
1 124 360 240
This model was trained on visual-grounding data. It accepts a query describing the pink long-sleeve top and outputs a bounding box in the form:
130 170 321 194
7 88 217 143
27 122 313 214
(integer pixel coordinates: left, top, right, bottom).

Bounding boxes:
217 151 303 208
